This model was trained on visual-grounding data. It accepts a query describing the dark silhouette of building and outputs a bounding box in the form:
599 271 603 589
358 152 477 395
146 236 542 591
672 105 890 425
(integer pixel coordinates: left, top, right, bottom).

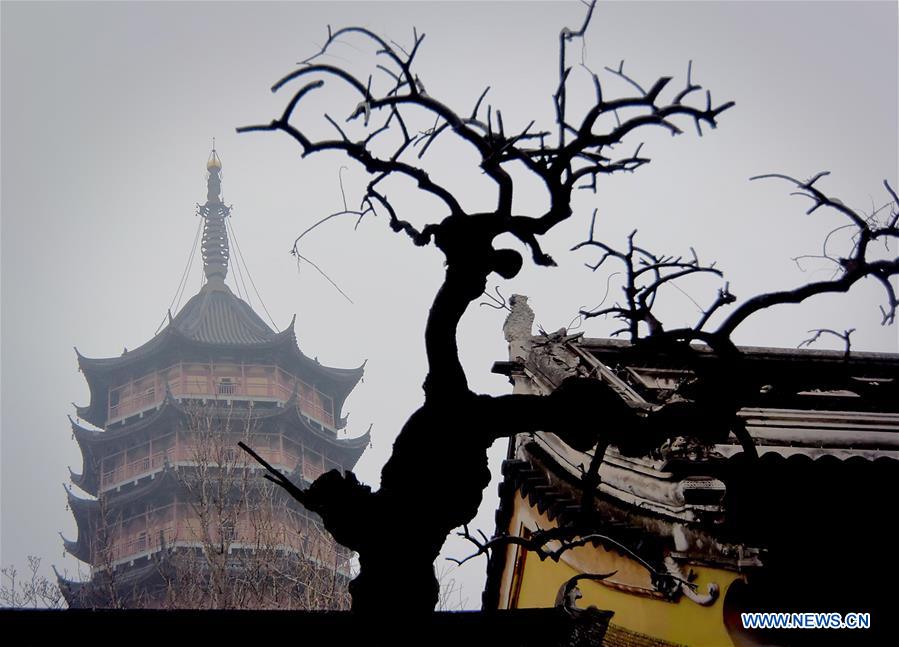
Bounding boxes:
486 295 899 646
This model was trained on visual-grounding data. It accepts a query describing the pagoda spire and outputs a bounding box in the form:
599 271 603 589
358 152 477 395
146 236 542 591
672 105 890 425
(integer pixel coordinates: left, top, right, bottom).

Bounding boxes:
200 144 230 288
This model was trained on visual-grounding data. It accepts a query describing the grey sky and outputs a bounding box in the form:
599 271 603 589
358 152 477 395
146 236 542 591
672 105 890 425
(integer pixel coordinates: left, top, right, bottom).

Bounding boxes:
2 1 897 608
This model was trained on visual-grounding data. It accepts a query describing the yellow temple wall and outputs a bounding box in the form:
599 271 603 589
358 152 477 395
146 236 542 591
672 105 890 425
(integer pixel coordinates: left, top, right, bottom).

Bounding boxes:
501 493 743 647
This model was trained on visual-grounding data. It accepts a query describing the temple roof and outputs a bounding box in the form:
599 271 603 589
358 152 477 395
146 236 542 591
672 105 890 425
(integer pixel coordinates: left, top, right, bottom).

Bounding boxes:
491 298 899 538
171 283 278 345
75 308 362 391
76 284 287 372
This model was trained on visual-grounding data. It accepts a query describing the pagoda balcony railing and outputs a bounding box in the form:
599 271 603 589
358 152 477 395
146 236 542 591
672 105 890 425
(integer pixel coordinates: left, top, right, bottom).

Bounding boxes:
100 448 176 490
107 363 335 429
176 445 301 471
105 525 178 564
99 442 303 492
103 516 343 567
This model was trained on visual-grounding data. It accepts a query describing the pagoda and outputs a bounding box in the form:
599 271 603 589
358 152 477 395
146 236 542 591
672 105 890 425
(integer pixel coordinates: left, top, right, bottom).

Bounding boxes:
58 150 368 608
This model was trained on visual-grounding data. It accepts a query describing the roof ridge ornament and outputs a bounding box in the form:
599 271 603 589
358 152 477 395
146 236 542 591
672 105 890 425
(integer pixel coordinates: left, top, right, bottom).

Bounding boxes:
199 145 230 290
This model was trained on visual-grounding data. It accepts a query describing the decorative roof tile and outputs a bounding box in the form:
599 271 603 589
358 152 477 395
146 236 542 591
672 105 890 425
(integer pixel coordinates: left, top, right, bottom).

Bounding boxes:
172 284 276 346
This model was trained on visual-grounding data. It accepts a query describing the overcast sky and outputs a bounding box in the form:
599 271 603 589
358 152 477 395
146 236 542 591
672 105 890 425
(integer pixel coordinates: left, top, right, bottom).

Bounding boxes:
2 1 897 608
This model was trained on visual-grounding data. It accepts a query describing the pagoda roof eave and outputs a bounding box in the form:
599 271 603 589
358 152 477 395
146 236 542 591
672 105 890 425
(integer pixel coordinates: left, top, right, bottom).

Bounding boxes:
60 532 91 564
270 318 366 399
55 561 163 607
77 314 364 385
287 325 366 386
65 486 98 521
71 396 181 444
53 566 90 607
66 469 181 521
69 466 96 497
275 400 370 465
75 326 174 374
69 416 101 494
70 416 102 443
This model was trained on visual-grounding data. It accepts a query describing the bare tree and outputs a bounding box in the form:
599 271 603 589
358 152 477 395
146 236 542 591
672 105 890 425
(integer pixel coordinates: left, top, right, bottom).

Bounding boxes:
238 1 897 614
153 401 353 610
0 557 65 609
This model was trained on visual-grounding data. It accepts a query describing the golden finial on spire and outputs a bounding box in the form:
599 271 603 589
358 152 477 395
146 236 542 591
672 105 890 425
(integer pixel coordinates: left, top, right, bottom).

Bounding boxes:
207 139 222 172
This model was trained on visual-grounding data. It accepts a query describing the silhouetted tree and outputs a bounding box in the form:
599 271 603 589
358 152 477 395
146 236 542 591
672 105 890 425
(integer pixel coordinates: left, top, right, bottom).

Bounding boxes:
238 1 898 614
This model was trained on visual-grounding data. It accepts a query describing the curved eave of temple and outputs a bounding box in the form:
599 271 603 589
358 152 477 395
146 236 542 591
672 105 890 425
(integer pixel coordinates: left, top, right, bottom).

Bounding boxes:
60 489 93 564
68 466 96 498
69 417 101 494
60 532 91 563
498 449 764 587
712 449 899 465
525 433 729 525
75 327 175 374
54 566 89 607
278 318 365 421
277 398 371 468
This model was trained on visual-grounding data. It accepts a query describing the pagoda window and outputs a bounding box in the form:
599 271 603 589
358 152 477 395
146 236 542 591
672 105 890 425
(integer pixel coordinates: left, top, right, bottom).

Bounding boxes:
135 531 148 554
218 377 236 396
